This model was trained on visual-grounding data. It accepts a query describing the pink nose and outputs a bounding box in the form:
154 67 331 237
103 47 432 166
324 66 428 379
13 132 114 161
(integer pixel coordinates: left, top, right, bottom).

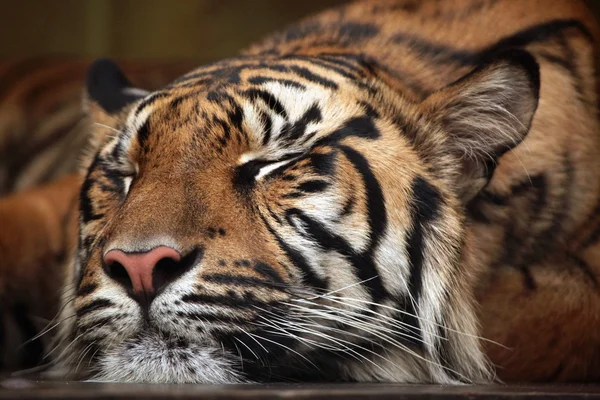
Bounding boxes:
103 246 181 296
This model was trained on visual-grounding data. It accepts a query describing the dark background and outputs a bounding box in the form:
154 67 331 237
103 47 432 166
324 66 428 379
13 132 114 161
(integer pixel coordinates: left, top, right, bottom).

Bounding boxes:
2 0 600 63
0 0 347 62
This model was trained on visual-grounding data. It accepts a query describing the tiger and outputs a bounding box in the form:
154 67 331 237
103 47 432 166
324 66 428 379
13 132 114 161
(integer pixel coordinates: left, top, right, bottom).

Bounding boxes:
1 0 600 384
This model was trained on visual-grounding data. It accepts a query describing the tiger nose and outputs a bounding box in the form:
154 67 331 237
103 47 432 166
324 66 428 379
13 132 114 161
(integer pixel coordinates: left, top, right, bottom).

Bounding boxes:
103 246 182 299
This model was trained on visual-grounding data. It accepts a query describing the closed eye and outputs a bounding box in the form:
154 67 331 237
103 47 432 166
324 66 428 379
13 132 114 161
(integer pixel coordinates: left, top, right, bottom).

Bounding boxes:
234 154 301 188
104 166 137 196
254 158 297 180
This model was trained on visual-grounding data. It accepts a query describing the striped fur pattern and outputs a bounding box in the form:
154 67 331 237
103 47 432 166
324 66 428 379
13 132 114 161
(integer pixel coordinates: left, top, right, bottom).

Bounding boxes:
2 0 600 384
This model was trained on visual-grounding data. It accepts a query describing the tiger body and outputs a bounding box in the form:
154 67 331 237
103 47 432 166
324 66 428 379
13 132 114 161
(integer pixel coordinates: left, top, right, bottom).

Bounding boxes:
2 0 600 384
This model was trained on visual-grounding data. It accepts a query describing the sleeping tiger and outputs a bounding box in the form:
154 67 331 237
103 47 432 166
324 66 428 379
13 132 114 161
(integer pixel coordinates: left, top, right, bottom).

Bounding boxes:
1 0 600 384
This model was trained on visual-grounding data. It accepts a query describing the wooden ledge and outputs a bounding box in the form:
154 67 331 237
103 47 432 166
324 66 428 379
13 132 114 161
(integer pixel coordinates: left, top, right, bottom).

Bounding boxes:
2 379 600 400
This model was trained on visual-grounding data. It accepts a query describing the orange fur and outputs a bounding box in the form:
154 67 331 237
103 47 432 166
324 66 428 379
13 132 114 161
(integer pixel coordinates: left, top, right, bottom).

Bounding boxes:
1 0 600 383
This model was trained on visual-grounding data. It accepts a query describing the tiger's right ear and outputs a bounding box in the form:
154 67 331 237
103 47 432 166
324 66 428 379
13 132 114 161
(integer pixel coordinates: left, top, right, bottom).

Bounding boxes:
84 58 149 127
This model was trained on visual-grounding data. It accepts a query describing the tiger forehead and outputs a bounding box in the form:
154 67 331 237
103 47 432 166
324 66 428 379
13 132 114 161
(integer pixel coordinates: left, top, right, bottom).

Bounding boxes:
127 55 370 122
122 60 373 160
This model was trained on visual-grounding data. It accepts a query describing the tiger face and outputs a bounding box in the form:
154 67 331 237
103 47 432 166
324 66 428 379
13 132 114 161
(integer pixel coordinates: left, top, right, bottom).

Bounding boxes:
53 49 539 384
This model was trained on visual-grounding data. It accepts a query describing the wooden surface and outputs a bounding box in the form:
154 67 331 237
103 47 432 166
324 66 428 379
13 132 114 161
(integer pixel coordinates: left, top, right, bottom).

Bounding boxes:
2 379 600 400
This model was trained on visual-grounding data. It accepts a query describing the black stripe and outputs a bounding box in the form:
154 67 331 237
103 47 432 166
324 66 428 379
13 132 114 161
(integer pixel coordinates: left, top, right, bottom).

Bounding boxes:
254 262 285 285
402 176 443 347
243 88 288 119
282 192 303 199
527 154 573 260
76 299 114 318
338 145 388 302
288 208 387 301
357 100 380 119
248 76 306 90
309 151 337 176
77 316 114 334
213 116 231 143
260 214 329 291
227 103 244 132
285 55 361 80
494 174 547 290
289 66 338 90
176 311 249 324
314 116 380 148
340 193 356 217
282 103 322 143
297 144 389 303
169 95 186 111
339 145 387 251
319 54 363 72
267 205 283 225
203 273 288 291
297 180 330 194
181 292 276 309
261 111 274 146
133 91 169 117
76 283 98 297
136 119 151 148
79 155 103 223
101 163 126 195
583 224 600 249
406 177 442 296
391 19 593 68
234 159 276 191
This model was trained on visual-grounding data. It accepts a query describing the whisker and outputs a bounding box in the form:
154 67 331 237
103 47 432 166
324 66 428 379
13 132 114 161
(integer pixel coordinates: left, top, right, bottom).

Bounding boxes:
234 336 260 363
302 276 379 301
318 294 507 348
92 122 120 133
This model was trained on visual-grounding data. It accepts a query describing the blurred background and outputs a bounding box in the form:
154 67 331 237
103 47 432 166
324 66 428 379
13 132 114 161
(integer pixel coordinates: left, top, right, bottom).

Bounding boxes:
0 0 347 62
1 0 600 61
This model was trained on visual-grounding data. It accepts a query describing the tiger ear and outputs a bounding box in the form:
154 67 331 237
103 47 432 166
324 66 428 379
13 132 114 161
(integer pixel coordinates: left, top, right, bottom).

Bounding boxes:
83 58 149 127
422 49 540 202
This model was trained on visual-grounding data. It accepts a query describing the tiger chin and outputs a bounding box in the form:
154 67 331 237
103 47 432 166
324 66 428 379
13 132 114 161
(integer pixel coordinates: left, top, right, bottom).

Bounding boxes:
44 0 600 385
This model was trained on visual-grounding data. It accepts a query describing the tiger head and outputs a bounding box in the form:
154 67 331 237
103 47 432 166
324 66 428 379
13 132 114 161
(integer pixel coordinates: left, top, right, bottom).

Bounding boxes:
53 50 539 384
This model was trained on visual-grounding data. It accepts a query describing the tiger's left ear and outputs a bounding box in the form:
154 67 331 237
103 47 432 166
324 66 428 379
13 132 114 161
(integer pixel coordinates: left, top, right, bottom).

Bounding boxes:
422 49 540 202
83 58 149 127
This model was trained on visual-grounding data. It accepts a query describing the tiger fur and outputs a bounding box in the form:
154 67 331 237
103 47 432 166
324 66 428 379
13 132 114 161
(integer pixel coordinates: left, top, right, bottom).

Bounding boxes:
1 0 600 384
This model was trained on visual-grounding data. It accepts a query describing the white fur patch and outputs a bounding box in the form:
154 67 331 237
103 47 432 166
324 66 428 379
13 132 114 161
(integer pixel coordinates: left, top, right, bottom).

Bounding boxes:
96 332 243 383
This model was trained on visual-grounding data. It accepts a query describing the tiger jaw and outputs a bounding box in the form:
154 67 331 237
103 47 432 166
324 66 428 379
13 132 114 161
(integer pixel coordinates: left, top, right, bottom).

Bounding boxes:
72 286 455 384
94 331 244 384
